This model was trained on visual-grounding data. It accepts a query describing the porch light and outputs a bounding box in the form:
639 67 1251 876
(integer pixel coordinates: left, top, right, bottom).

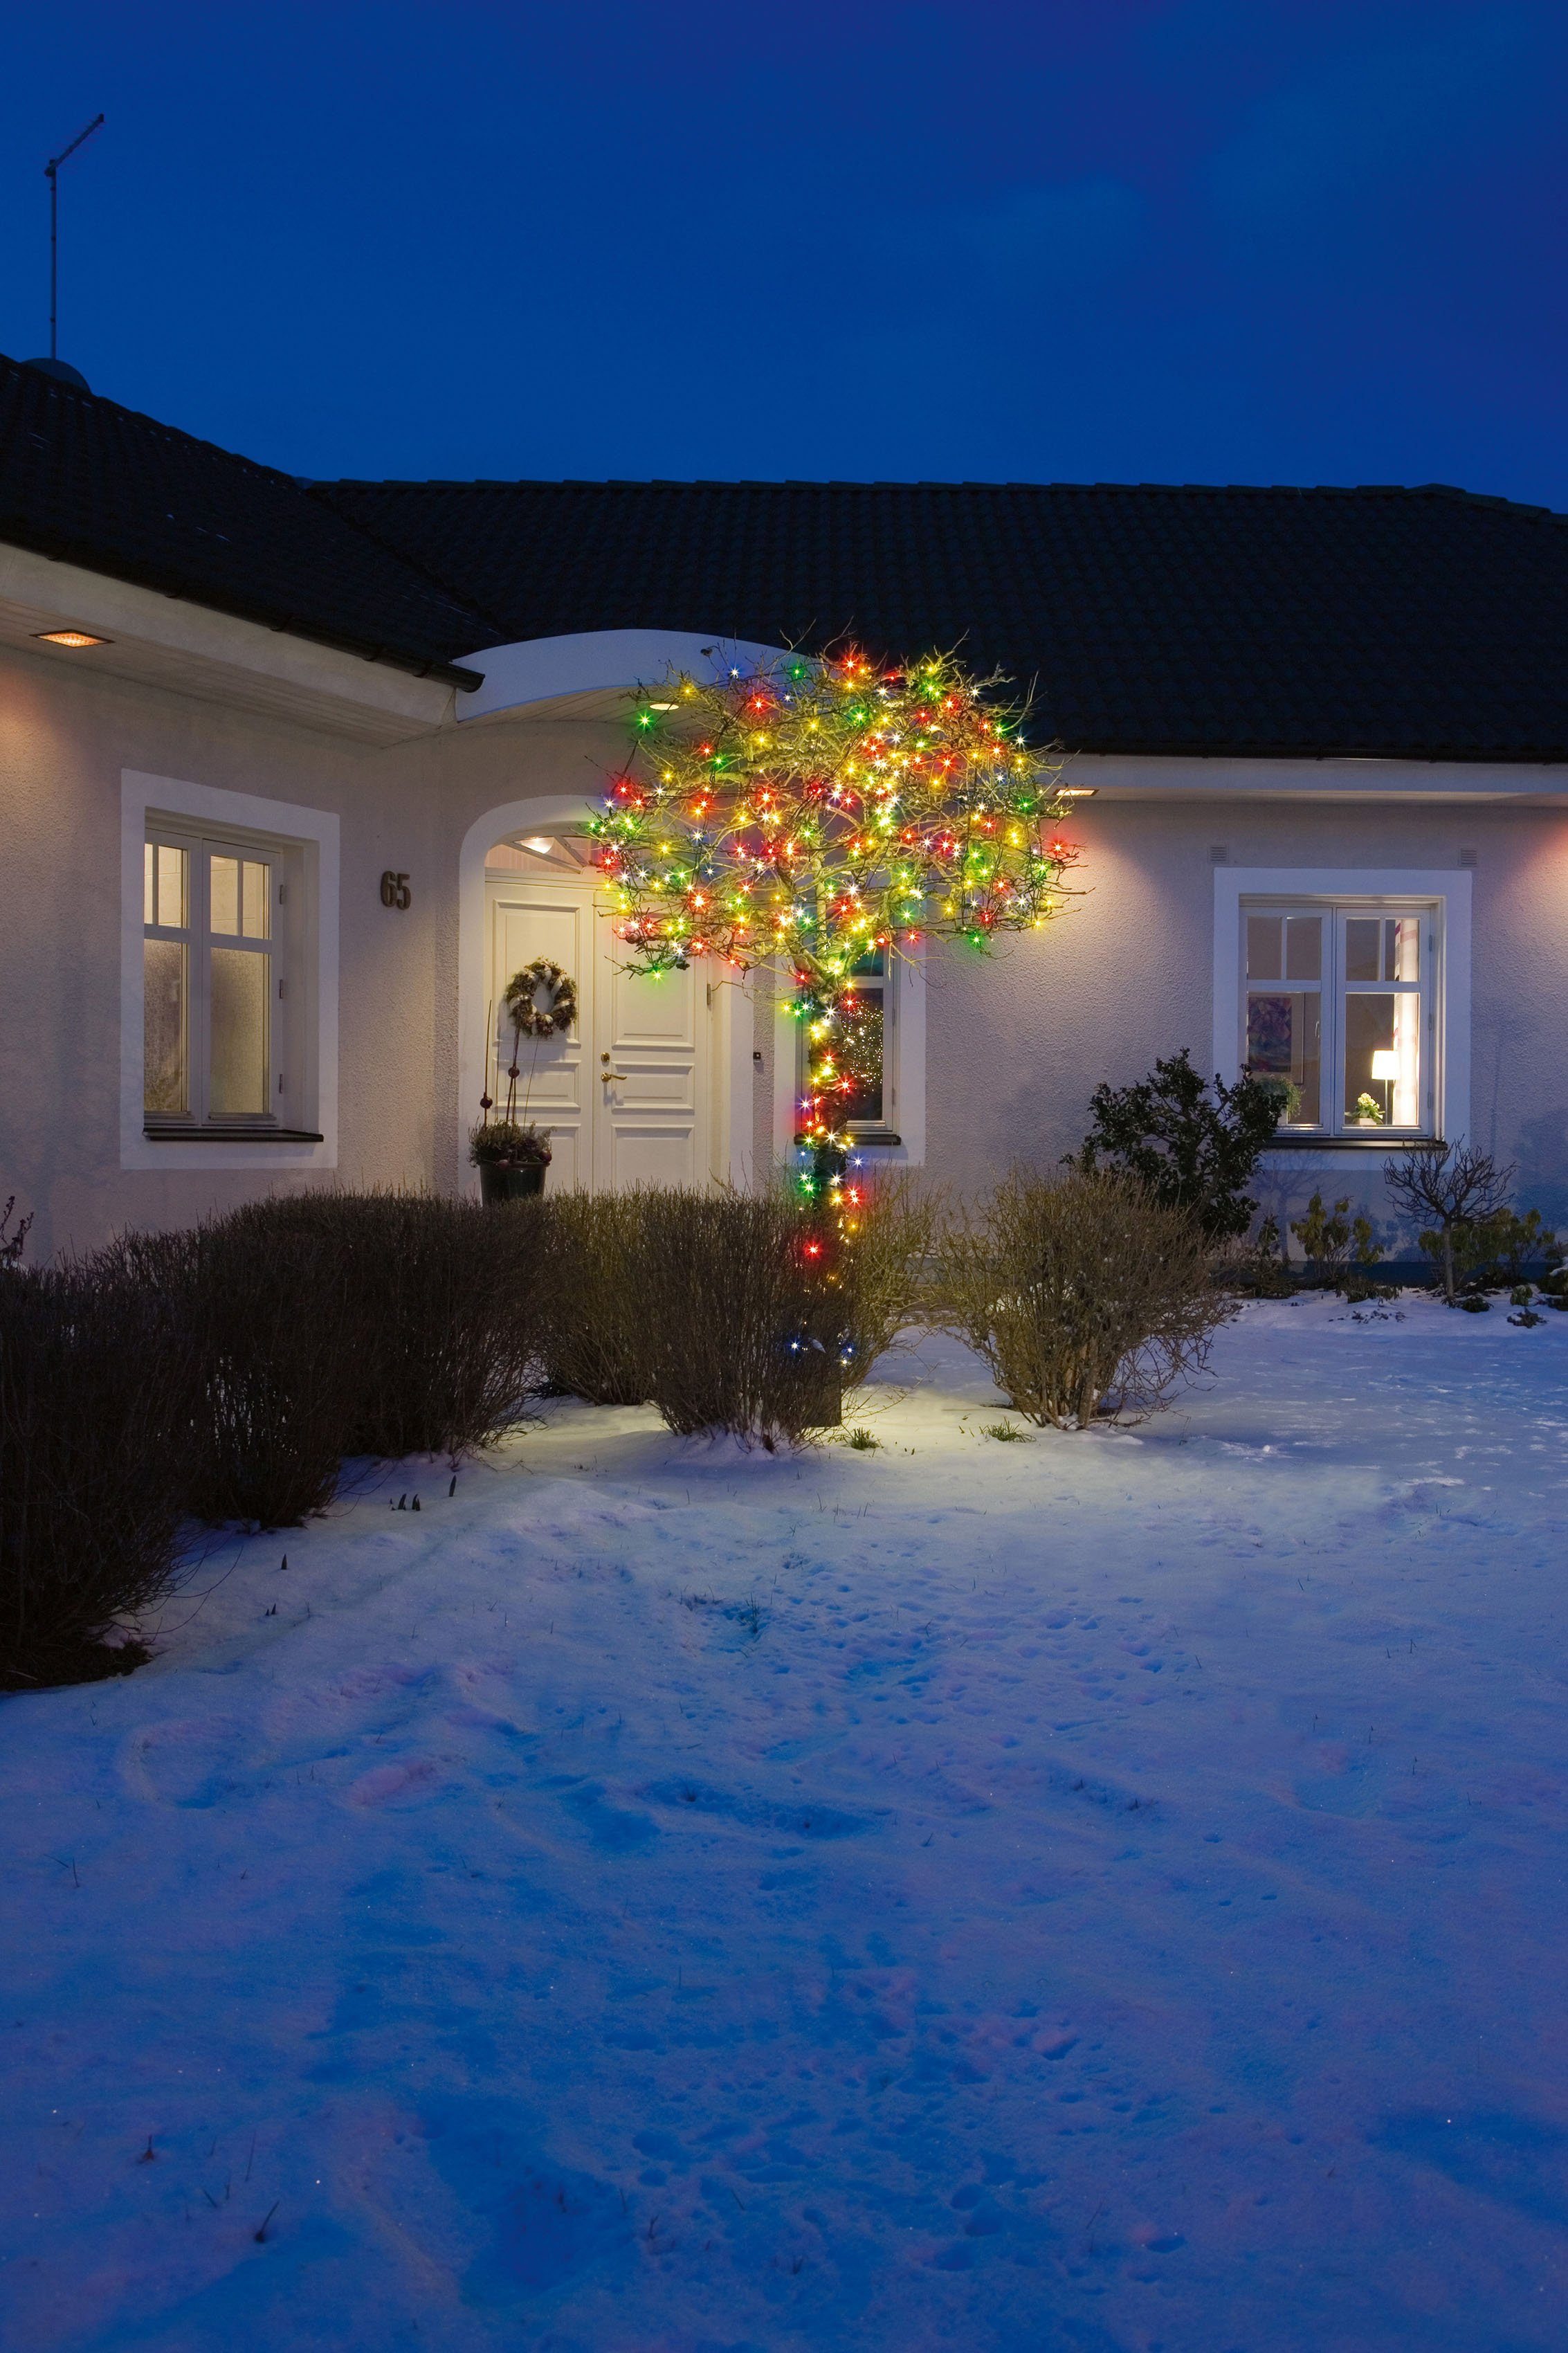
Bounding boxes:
521 836 556 855
34 628 109 647
1057 785 1097 799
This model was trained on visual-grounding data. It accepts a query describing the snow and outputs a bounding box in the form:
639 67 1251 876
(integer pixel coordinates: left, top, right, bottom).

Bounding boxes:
4 1296 1568 2352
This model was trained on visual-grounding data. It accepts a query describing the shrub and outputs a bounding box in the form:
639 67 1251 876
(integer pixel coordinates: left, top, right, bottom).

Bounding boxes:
0 1261 195 1690
1459 1205 1557 1290
1075 1048 1284 1242
237 1190 548 1460
628 1190 848 1447
1385 1142 1513 1305
1 1193 33 1270
536 1192 655 1405
936 1168 1232 1430
109 1215 359 1529
823 1169 942 1396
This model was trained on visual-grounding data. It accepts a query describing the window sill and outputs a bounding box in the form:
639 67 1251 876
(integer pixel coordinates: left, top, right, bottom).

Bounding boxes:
848 1129 903 1148
143 1126 325 1143
1263 1134 1441 1152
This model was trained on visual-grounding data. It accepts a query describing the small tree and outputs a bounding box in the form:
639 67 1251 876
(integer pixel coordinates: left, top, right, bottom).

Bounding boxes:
1076 1049 1284 1242
1385 1141 1513 1304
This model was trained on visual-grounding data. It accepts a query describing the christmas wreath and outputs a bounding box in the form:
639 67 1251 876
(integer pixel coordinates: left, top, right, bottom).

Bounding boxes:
504 959 578 1039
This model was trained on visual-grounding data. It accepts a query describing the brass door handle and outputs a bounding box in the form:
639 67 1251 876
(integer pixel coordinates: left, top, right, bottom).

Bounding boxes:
601 1069 629 1082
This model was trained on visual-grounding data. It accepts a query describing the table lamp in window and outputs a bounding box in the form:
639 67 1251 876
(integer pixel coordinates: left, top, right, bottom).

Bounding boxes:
1370 1048 1400 1123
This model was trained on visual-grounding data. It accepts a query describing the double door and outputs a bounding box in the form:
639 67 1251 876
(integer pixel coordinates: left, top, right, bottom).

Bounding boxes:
484 874 713 1191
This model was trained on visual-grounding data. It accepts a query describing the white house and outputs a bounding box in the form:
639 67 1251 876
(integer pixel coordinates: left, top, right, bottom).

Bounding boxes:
4 350 1567 1258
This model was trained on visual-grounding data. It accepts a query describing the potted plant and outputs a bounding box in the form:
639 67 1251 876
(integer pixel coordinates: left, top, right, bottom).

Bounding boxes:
473 957 577 1206
469 1118 551 1204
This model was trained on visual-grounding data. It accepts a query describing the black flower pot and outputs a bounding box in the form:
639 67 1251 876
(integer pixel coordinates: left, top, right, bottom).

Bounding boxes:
479 1161 547 1206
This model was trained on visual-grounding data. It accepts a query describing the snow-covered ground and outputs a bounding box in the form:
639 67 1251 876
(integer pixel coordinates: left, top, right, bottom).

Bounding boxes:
4 1296 1567 2352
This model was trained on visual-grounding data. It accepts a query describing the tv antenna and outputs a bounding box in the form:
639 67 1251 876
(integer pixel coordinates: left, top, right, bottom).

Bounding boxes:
44 113 104 361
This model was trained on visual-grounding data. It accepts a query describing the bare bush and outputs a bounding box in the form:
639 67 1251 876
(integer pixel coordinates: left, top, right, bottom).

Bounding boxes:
935 1168 1231 1428
239 1190 549 1460
536 1192 655 1405
1385 1141 1513 1304
829 1170 942 1396
1 1262 194 1689
629 1191 847 1447
109 1217 358 1529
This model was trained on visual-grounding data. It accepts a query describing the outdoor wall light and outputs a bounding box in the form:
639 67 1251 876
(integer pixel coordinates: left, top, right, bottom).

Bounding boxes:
1057 785 1097 799
648 700 677 710
33 628 110 647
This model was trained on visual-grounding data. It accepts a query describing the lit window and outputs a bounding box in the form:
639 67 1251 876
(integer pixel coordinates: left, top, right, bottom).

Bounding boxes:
143 828 289 1129
1242 900 1435 1136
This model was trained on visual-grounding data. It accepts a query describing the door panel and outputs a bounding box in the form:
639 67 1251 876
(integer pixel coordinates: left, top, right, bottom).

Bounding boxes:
486 882 591 1185
595 909 708 1190
608 1125 702 1190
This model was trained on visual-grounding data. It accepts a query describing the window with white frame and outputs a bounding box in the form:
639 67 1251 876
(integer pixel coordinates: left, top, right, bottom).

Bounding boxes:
143 824 299 1129
1241 898 1439 1136
797 947 904 1140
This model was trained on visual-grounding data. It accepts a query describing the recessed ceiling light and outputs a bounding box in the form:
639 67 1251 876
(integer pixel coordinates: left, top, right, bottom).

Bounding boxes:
648 700 676 710
521 836 556 855
34 628 110 648
1057 785 1097 799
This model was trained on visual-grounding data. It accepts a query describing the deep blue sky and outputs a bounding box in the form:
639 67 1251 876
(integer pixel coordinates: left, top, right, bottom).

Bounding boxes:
3 1 1565 502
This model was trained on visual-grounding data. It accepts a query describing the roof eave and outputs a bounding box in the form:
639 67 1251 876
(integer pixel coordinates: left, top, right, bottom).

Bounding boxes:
0 519 483 693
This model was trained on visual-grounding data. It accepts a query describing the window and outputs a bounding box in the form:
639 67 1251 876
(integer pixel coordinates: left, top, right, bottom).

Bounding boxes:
839 947 894 1136
143 826 291 1129
1242 898 1436 1136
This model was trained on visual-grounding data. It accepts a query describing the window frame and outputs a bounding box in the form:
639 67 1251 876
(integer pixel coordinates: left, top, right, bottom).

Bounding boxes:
1212 867 1469 1149
122 770 338 1172
143 824 294 1132
773 938 927 1168
1241 896 1438 1139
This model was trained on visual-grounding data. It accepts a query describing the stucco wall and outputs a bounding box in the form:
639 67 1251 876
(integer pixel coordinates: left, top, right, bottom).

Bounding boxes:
6 628 1568 1262
921 794 1568 1239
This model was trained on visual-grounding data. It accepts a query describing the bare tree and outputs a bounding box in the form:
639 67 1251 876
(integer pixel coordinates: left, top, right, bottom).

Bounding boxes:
1384 1141 1513 1304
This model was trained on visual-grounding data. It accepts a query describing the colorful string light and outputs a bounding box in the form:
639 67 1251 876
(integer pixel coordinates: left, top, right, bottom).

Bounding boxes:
588 650 1079 1214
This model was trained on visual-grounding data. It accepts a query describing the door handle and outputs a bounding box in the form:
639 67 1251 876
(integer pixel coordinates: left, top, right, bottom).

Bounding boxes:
601 1069 629 1082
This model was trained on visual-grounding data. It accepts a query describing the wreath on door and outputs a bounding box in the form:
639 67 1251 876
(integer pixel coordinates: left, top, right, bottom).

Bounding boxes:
504 959 578 1039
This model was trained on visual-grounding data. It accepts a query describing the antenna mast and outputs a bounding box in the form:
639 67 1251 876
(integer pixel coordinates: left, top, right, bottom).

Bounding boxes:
45 114 104 361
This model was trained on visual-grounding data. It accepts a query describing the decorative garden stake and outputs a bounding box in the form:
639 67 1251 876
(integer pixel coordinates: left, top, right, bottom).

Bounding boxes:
470 960 576 1204
589 649 1079 1224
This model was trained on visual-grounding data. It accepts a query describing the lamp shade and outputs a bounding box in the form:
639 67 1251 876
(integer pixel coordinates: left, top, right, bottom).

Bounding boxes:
1370 1050 1401 1081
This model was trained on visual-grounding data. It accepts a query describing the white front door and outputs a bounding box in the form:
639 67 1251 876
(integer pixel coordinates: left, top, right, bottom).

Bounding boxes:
484 872 713 1190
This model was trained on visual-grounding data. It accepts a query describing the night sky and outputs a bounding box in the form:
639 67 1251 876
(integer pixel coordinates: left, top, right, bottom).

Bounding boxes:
2 1 1564 503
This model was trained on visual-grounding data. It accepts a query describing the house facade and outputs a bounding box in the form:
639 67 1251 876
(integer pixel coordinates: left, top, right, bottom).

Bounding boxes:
4 353 1568 1259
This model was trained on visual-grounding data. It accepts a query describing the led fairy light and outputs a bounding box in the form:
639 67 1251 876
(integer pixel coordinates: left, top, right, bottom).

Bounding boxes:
588 649 1081 1206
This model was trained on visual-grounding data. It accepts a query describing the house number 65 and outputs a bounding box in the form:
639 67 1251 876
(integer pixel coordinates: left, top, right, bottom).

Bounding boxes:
380 871 411 909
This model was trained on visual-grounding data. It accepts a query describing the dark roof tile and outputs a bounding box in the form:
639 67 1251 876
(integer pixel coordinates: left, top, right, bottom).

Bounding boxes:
0 355 493 689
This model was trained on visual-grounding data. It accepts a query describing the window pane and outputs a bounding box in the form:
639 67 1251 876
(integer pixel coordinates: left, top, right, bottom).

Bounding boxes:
210 853 240 937
1285 916 1322 981
1247 990 1320 1124
1344 918 1380 982
158 846 188 929
210 947 270 1116
1344 992 1421 1125
839 989 884 1125
143 939 188 1114
1387 916 1420 981
1246 915 1282 980
241 860 271 941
